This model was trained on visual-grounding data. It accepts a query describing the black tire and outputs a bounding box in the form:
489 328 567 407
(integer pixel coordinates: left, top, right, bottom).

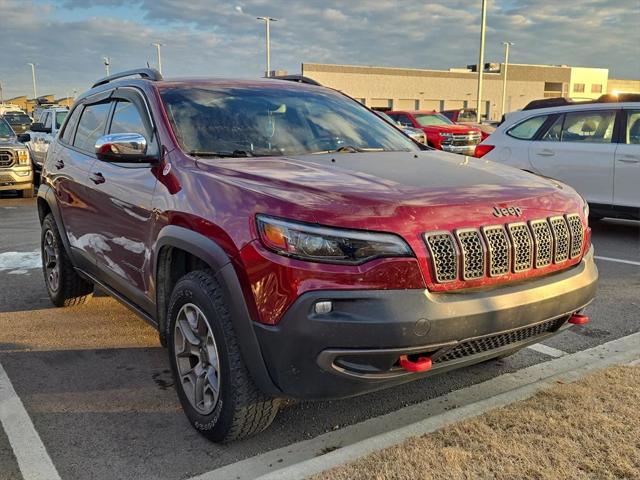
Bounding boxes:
41 214 94 307
167 270 280 442
20 185 34 198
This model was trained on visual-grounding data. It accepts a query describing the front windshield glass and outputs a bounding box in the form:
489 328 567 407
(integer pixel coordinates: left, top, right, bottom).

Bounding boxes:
415 113 454 127
160 86 419 156
0 118 14 137
55 111 68 129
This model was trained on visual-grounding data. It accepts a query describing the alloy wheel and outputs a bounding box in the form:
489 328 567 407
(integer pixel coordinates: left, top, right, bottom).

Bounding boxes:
173 303 221 415
43 229 60 293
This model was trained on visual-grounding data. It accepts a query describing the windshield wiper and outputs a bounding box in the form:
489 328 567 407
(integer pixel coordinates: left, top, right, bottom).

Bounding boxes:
187 150 254 158
311 146 386 154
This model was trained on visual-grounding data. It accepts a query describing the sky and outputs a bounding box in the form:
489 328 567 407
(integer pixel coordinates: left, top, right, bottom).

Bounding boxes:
0 0 638 99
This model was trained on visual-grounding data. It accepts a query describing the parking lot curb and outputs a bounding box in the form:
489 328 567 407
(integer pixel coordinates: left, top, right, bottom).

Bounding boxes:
189 332 640 480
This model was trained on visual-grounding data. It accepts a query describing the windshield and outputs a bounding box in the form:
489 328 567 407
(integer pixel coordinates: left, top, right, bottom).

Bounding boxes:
414 113 454 127
55 111 68 129
4 113 31 124
0 118 14 137
160 86 419 156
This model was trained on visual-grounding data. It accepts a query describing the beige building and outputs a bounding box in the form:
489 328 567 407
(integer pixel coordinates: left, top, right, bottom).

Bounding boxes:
302 62 622 121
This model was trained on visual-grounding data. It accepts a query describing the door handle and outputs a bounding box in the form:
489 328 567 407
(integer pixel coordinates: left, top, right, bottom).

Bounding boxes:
535 150 555 157
90 172 105 184
617 156 640 164
54 159 64 169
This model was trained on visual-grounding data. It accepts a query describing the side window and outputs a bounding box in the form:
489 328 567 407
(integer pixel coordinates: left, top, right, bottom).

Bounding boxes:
42 112 51 129
541 115 564 142
109 99 157 156
55 111 68 130
60 107 82 144
560 110 615 143
458 111 476 122
507 115 548 140
73 103 111 153
397 114 414 127
626 111 640 145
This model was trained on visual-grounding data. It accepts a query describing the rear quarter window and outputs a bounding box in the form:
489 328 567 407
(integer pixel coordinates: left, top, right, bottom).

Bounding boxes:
506 115 549 140
60 107 82 145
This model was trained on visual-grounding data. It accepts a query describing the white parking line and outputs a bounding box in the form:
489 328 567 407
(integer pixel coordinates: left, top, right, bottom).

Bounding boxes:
526 343 567 358
189 331 640 480
594 255 640 266
0 362 61 480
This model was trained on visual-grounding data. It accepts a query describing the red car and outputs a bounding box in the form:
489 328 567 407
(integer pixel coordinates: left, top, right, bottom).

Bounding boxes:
441 108 495 141
38 69 597 442
387 110 482 154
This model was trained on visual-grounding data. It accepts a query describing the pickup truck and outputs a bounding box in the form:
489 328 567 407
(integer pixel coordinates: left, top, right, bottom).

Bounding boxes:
0 116 34 197
25 107 68 171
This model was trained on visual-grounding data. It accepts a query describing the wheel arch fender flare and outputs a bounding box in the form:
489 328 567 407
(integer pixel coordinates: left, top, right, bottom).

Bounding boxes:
37 182 73 257
154 225 281 396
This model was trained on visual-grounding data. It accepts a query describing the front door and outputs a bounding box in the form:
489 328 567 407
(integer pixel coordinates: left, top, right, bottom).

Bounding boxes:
614 109 640 209
528 109 617 206
87 90 159 312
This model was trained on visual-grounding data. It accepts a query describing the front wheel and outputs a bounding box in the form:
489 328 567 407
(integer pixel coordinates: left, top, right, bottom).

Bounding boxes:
167 270 280 442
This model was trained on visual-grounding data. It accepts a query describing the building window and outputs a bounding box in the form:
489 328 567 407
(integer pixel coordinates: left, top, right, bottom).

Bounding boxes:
573 83 585 93
591 84 603 93
544 82 565 98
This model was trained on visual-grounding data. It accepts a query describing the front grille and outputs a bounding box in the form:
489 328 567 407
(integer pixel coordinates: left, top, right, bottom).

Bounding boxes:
442 133 482 147
566 214 584 259
0 175 14 183
424 232 458 283
425 213 584 284
0 151 14 168
507 222 533 273
549 216 570 263
433 316 567 364
456 229 485 280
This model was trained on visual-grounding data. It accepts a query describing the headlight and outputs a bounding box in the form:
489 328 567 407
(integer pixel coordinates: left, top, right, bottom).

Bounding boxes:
17 149 30 165
256 215 413 265
582 199 590 222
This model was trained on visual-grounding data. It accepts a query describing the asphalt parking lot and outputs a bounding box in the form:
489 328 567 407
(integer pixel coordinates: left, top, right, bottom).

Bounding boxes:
1 194 639 480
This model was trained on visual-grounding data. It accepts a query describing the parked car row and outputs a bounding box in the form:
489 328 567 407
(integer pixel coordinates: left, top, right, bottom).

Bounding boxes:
37 68 597 442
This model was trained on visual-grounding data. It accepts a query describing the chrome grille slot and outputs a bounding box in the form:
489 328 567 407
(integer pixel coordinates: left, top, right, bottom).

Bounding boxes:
549 216 570 263
507 222 533 273
529 219 553 268
424 232 457 283
455 229 485 280
482 225 510 277
0 151 14 168
566 214 584 259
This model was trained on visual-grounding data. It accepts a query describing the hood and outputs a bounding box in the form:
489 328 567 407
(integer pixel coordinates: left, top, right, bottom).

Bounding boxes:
421 123 479 134
197 150 582 230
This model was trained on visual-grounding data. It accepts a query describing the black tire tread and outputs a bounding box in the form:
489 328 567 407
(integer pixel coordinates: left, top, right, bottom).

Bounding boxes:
171 270 280 442
42 214 93 307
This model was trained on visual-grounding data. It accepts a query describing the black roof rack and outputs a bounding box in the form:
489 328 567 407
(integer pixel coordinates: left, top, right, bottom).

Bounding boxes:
271 74 321 86
92 68 163 88
523 93 640 111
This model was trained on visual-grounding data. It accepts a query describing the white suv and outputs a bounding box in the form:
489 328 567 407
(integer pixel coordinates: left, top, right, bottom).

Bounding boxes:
475 100 640 220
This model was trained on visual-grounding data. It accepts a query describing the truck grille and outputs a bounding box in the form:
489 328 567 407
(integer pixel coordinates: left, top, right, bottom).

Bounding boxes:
424 214 584 284
433 316 567 364
0 151 15 168
441 132 482 147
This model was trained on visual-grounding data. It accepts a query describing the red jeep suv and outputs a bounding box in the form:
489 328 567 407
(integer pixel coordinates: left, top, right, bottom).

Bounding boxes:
38 69 597 442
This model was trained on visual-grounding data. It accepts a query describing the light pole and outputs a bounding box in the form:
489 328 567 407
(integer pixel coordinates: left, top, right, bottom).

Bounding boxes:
27 63 38 99
152 42 163 74
500 42 514 117
103 57 111 76
475 0 487 123
257 16 277 77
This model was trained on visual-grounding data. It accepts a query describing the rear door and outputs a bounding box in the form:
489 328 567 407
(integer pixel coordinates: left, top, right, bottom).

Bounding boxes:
528 108 617 205
613 108 640 209
87 88 159 312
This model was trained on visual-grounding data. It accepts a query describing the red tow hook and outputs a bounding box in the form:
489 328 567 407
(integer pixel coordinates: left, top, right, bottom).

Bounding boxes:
568 313 589 325
399 355 432 373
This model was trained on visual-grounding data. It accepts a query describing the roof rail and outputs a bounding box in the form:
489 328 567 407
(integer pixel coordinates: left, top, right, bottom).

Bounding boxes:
523 93 640 111
271 74 321 86
92 68 163 88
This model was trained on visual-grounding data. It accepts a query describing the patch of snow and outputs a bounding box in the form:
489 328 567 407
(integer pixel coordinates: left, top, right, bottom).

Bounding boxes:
0 250 41 272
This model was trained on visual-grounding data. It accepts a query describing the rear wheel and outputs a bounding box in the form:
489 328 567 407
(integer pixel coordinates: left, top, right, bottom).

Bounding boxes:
41 214 94 307
168 270 280 442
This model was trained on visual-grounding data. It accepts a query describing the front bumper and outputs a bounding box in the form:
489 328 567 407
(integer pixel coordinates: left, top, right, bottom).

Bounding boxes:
254 246 598 400
0 167 33 191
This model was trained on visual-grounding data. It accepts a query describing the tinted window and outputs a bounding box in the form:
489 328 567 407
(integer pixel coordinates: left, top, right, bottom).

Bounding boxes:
625 111 640 145
43 112 52 129
55 111 68 129
60 107 82 144
109 100 148 137
73 103 111 152
0 118 13 137
160 86 418 156
458 110 476 122
396 114 414 127
561 110 615 143
507 115 549 140
541 115 563 142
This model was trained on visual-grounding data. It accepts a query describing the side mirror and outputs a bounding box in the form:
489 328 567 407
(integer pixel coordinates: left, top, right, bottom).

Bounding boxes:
30 122 52 133
95 133 148 162
17 133 31 143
